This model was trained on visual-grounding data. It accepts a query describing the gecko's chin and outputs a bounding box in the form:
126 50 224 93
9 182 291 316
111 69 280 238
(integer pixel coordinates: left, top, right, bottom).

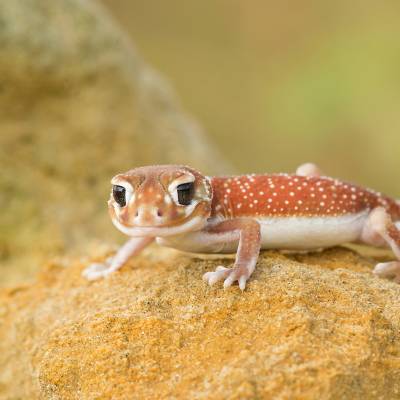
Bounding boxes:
111 215 207 237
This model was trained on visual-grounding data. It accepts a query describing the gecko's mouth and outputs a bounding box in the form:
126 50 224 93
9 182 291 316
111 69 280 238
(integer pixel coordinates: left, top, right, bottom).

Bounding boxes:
111 214 207 237
109 202 210 237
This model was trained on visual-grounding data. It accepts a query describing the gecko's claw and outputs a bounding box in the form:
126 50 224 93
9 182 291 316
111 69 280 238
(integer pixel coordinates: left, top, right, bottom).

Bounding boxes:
203 265 249 290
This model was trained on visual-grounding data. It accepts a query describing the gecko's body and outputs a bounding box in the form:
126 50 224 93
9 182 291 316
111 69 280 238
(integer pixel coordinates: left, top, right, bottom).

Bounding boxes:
83 164 400 290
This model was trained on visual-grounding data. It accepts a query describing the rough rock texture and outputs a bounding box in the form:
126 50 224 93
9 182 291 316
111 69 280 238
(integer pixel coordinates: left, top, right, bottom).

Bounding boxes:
1 246 400 399
0 0 230 286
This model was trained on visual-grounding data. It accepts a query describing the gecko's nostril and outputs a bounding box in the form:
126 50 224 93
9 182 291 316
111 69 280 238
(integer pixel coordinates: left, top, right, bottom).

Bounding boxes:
134 207 163 222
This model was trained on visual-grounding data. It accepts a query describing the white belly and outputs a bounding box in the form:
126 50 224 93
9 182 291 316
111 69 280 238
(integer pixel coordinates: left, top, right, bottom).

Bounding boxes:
157 211 369 254
257 211 368 250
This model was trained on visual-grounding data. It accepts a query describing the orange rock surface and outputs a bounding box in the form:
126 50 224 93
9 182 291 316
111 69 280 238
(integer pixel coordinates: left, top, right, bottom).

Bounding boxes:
1 246 400 399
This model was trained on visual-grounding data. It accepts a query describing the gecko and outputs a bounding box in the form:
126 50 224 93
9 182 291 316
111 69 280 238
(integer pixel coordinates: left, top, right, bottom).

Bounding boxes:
82 163 400 290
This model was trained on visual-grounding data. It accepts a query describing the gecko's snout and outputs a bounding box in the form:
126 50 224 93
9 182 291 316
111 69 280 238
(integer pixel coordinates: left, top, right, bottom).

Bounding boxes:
132 205 165 225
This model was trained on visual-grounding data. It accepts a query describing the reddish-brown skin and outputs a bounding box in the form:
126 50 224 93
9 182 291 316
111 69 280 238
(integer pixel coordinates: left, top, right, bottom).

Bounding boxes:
210 174 400 220
388 224 400 244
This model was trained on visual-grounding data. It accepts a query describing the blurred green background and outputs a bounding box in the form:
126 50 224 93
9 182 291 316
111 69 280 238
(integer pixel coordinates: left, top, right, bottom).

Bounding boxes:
101 0 400 196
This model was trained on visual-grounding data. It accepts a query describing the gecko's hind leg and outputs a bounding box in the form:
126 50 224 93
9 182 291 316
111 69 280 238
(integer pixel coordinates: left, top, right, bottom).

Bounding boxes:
361 207 400 283
296 163 322 177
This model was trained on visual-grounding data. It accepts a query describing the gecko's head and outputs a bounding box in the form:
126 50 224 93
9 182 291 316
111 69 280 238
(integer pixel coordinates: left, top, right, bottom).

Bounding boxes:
108 165 212 237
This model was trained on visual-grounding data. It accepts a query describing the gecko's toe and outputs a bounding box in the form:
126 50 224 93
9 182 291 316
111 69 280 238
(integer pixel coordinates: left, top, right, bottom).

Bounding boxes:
208 274 221 286
203 266 230 286
223 273 236 289
373 261 400 282
238 276 247 291
82 263 110 281
204 266 250 290
223 266 250 290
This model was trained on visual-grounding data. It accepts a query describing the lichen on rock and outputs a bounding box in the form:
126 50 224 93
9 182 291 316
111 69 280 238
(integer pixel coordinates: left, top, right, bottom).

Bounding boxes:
1 246 400 399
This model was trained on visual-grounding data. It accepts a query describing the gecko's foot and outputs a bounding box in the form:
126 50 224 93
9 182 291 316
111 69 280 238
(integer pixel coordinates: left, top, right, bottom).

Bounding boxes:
373 262 400 284
203 265 250 291
82 257 113 281
296 162 322 177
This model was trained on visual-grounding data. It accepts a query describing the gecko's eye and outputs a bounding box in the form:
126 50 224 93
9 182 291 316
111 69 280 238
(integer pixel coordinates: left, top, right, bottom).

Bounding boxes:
176 182 194 205
112 185 126 207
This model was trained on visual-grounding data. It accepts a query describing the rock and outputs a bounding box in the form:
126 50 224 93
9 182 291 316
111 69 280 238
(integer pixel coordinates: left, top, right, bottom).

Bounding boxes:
0 0 231 286
1 246 400 399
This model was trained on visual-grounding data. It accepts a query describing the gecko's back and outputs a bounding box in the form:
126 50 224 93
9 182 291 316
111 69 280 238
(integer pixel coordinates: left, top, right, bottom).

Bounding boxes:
210 174 400 221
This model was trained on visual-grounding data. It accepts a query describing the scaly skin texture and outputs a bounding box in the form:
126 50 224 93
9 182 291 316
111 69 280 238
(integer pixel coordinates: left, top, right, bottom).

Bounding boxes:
210 174 400 219
82 163 400 290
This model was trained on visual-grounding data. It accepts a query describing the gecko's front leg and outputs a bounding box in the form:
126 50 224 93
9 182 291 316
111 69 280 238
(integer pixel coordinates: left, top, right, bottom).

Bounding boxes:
82 236 154 280
202 219 261 290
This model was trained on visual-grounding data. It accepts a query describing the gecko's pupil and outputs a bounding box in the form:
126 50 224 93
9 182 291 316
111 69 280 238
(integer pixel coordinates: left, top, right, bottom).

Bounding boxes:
113 185 126 207
177 182 194 205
